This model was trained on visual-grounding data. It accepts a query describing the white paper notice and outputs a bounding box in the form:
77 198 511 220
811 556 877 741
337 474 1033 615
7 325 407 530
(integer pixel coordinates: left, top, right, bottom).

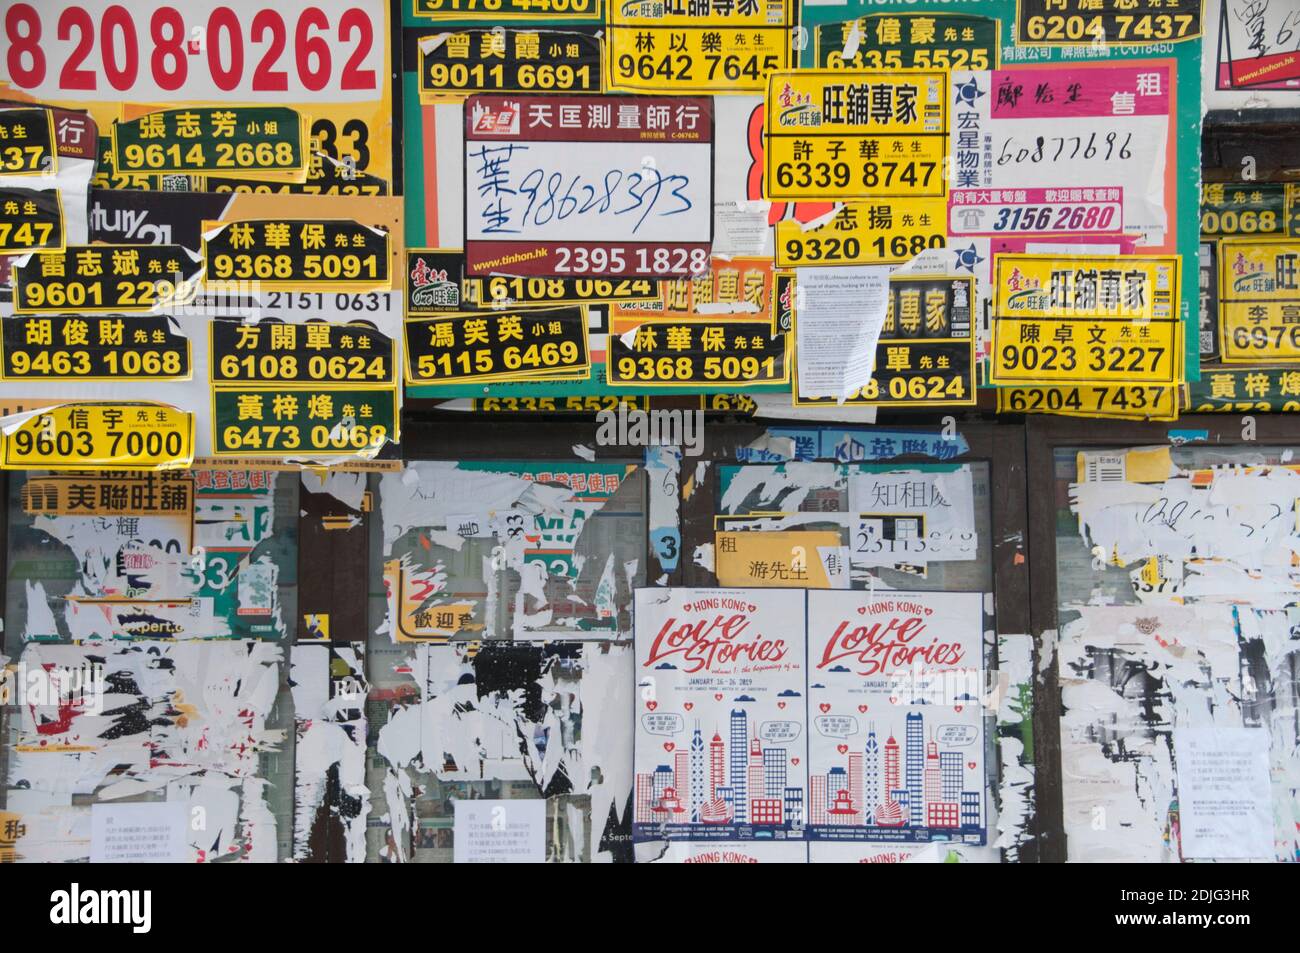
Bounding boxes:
795 265 890 400
453 798 546 863
1174 728 1273 860
90 801 188 863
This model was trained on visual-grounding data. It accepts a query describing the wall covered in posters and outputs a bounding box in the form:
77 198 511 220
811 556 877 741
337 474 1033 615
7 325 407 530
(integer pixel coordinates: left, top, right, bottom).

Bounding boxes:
0 0 1295 875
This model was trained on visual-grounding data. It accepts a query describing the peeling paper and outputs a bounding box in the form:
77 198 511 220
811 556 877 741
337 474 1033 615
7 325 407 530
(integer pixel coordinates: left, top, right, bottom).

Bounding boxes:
378 462 646 641
1057 599 1300 862
302 470 366 512
646 445 682 575
372 642 633 863
994 634 1035 860
692 542 715 572
4 640 283 863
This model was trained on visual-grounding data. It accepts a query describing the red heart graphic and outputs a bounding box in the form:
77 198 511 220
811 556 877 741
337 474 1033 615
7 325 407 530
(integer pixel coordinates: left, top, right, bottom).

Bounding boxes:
714 693 723 701
646 701 658 711
836 744 849 755
663 742 675 752
683 702 693 711
791 757 800 766
857 606 867 615
968 762 977 770
954 705 963 713
857 704 868 713
819 703 831 713
889 696 898 705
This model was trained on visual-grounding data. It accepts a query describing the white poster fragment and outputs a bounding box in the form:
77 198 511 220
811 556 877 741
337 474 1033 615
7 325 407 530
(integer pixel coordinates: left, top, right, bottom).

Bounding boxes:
453 798 546 864
795 265 890 400
1174 727 1273 860
90 801 189 864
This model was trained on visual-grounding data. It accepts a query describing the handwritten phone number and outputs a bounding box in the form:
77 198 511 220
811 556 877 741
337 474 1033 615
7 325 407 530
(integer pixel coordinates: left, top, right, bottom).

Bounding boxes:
506 164 695 235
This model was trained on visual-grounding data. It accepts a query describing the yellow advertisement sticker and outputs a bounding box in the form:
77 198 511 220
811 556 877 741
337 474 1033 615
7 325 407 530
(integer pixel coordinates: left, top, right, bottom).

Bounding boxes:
765 70 947 202
0 403 194 471
606 0 796 94
715 530 845 589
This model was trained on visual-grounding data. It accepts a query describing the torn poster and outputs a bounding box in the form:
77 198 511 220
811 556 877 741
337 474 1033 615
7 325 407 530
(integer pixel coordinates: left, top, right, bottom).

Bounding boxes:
806 590 987 860
3 639 284 863
370 640 633 863
848 466 978 566
7 468 292 643
633 588 808 863
377 461 645 641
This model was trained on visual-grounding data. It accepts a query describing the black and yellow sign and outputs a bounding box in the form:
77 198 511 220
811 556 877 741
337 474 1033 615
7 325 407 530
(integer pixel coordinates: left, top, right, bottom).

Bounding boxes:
606 0 796 94
775 198 947 267
816 13 999 72
415 0 601 19
1217 239 1300 364
997 384 1180 420
13 245 195 314
1017 0 1201 45
1200 182 1291 238
211 320 395 386
990 254 1182 386
991 316 1181 385
20 473 195 517
0 403 195 471
1 315 190 382
406 307 590 383
213 388 396 458
202 219 390 291
765 70 947 202
407 249 656 312
994 255 1181 322
112 107 308 177
794 275 976 407
609 321 788 387
1218 239 1300 302
0 107 57 175
0 188 63 253
419 29 602 99
1220 303 1300 361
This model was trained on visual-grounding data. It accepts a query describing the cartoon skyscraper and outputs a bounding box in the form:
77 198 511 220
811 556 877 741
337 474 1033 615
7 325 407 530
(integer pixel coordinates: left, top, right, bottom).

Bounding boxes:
906 712 924 827
689 722 706 822
730 709 748 824
864 725 881 817
709 731 725 800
